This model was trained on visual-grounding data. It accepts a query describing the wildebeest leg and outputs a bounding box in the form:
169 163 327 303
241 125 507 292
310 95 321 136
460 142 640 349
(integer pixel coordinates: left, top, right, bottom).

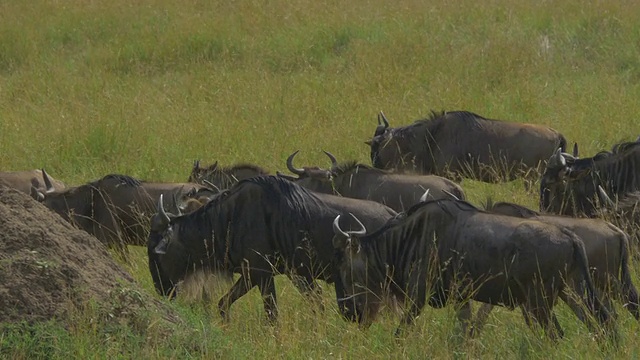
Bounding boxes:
218 275 253 322
394 280 427 337
456 300 473 337
470 302 494 338
523 304 563 341
257 275 278 324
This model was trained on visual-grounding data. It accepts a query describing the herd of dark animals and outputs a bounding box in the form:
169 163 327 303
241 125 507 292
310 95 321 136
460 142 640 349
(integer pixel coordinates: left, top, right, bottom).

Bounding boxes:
5 109 640 342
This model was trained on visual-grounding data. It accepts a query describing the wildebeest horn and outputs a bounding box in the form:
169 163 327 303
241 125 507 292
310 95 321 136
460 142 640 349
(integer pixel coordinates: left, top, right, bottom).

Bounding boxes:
172 193 183 217
202 179 221 193
193 160 200 170
41 168 55 194
419 189 430 202
378 111 390 129
323 150 338 170
348 213 367 236
442 189 460 201
333 215 349 238
157 194 171 224
286 150 305 175
572 143 579 158
636 135 640 142
548 148 566 168
597 185 616 208
209 161 219 172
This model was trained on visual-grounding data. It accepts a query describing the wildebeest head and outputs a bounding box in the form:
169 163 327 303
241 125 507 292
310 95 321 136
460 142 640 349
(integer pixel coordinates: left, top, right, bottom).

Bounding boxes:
331 214 377 326
282 150 334 181
187 159 268 191
366 112 396 169
147 194 186 298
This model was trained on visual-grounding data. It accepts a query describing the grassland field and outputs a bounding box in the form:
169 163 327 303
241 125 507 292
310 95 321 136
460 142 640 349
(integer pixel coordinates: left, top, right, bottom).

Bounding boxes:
2 0 640 358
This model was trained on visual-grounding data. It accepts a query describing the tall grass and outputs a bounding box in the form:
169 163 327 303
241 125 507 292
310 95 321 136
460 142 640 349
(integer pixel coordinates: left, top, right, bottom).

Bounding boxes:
2 0 640 358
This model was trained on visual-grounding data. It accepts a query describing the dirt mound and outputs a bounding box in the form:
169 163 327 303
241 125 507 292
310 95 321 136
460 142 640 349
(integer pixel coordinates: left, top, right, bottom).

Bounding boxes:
0 185 177 326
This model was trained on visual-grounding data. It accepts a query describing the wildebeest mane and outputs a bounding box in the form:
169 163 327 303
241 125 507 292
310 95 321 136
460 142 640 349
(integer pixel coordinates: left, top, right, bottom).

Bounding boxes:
91 174 142 187
483 198 540 218
332 161 387 176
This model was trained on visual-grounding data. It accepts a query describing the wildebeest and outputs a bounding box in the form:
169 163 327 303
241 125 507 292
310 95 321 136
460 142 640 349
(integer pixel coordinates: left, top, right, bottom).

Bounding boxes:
281 150 466 212
33 173 214 249
472 200 639 335
148 175 397 322
0 169 65 195
332 198 611 339
368 111 567 182
540 142 640 216
188 160 269 191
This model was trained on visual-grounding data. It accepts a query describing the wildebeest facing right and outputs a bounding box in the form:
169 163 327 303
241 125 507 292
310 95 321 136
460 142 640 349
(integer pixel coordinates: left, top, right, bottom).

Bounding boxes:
148 175 397 322
368 111 567 182
281 150 466 212
332 198 611 339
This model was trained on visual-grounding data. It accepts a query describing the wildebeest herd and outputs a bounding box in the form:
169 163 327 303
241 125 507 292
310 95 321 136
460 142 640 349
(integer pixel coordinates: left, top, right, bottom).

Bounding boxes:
5 109 640 341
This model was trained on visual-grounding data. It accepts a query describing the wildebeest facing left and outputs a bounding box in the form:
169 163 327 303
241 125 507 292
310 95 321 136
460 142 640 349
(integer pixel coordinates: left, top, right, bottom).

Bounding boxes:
540 142 640 216
281 150 466 212
368 111 567 182
148 175 397 322
332 198 611 339
33 173 214 249
0 169 65 195
472 200 639 335
188 160 269 191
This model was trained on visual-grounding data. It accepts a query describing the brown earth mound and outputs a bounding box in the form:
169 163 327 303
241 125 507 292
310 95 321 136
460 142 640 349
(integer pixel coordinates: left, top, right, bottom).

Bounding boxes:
0 185 178 326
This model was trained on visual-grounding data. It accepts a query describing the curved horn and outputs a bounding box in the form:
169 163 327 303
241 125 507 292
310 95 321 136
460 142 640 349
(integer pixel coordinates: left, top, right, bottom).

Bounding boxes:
420 189 430 203
208 161 219 172
286 150 305 175
548 148 566 168
348 213 367 236
442 189 460 201
202 179 221 193
41 169 55 194
193 160 200 170
323 150 338 170
157 194 171 224
379 111 390 129
597 185 616 208
332 215 349 238
172 193 183 217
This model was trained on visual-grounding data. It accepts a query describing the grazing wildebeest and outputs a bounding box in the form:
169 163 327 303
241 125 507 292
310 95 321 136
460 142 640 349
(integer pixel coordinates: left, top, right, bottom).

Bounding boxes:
332 198 611 339
368 111 567 182
0 169 65 195
540 142 640 216
472 200 639 335
148 176 397 322
188 160 269 191
32 173 214 249
282 150 466 212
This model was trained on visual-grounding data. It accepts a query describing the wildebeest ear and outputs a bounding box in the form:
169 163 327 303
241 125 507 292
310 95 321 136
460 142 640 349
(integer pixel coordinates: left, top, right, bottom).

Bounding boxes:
364 140 372 146
333 235 349 250
566 167 591 180
154 238 169 255
572 142 579 158
30 186 45 202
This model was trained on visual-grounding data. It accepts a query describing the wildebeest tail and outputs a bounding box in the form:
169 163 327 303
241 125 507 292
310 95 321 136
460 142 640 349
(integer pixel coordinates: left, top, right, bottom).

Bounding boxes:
618 232 640 320
570 232 611 326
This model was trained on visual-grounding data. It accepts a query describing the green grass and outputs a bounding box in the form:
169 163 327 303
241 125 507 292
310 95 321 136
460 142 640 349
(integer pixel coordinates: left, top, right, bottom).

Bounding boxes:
2 0 640 358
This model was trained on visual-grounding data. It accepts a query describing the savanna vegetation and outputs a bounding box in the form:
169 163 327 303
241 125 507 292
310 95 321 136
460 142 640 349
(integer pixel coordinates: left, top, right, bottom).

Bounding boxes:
2 0 640 358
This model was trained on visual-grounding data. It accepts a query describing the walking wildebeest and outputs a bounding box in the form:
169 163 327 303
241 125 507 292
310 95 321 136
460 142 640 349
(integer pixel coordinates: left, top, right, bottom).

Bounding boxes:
188 160 268 191
540 142 640 216
471 200 639 335
32 173 214 249
281 150 466 212
148 175 397 322
1 169 65 195
332 198 611 339
368 111 567 183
